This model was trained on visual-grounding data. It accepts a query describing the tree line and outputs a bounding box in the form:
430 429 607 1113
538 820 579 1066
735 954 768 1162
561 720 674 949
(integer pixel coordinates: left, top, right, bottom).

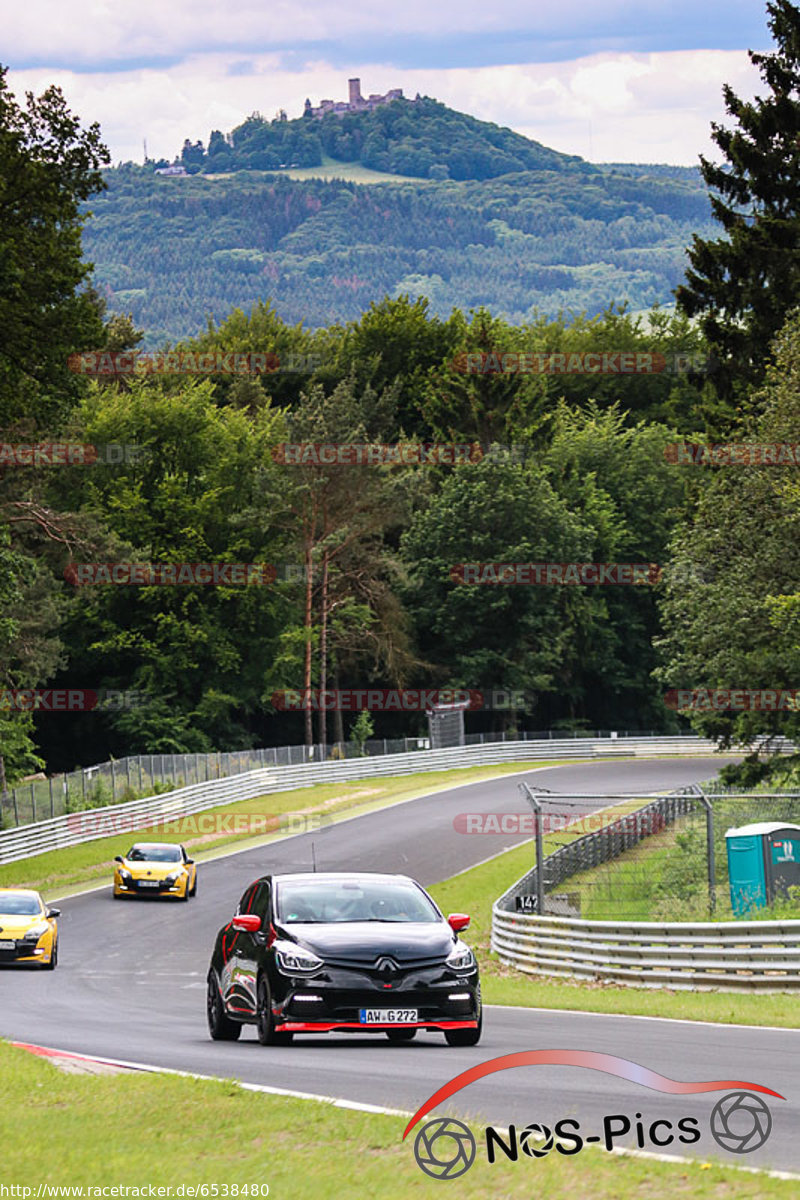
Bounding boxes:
0 1 798 787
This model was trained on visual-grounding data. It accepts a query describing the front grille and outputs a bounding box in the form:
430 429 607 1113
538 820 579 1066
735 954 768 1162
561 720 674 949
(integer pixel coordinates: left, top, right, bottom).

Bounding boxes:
0 942 35 961
324 954 444 972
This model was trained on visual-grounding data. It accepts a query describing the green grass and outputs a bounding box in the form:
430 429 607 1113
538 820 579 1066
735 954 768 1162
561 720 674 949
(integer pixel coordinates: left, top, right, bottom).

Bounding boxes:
428 816 800 1028
561 814 800 924
1 760 579 899
563 816 711 921
207 155 423 184
0 1042 792 1196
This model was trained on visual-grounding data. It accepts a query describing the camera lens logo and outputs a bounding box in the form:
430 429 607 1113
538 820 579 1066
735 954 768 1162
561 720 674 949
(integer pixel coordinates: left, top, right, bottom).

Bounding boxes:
519 1123 554 1157
414 1117 476 1179
710 1092 772 1154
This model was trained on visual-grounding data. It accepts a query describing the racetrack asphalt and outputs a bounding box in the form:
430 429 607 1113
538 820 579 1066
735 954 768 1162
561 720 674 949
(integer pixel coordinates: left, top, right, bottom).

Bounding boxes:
2 756 797 1175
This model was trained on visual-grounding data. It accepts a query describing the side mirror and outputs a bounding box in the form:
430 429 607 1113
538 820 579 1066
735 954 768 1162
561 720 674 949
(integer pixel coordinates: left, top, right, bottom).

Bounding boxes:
47 908 60 918
448 913 470 933
114 855 123 863
185 858 194 866
232 914 262 933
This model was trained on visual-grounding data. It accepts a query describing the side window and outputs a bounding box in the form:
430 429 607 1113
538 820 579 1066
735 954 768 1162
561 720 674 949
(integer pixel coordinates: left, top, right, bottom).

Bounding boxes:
252 882 271 921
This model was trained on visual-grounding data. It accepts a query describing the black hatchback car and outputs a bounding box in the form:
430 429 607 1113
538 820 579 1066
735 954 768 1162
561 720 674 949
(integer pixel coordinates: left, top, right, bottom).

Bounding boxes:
206 871 481 1046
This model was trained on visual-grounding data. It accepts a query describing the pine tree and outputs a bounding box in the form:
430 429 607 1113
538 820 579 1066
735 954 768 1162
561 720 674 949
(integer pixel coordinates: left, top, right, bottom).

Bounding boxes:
676 1 800 405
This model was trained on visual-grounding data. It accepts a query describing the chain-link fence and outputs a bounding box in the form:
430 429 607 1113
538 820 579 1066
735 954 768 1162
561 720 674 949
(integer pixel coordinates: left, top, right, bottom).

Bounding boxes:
0 727 679 829
497 783 800 922
498 789 703 918
0 738 429 828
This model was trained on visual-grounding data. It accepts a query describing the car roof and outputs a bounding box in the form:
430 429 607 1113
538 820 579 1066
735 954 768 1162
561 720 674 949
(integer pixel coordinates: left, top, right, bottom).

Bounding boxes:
126 842 182 851
269 872 417 885
0 887 42 898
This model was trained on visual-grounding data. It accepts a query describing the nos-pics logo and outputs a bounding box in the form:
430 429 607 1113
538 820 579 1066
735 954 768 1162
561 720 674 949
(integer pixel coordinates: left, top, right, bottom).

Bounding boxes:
404 1050 783 1179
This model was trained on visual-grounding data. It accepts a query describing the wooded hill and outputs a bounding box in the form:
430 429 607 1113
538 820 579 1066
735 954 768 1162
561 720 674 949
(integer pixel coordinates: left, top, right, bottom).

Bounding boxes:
179 96 585 179
83 162 713 346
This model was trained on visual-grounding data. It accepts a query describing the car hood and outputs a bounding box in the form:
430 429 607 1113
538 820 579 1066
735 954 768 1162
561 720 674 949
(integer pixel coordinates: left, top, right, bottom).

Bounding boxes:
282 921 455 964
123 860 184 878
0 914 46 933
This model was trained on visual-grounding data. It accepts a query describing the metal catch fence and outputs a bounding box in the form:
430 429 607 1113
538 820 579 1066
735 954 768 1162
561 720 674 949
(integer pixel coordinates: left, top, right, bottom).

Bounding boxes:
0 728 718 829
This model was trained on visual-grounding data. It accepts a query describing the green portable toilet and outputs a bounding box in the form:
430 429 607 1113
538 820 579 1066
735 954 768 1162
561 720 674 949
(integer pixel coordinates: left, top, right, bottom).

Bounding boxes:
725 822 800 916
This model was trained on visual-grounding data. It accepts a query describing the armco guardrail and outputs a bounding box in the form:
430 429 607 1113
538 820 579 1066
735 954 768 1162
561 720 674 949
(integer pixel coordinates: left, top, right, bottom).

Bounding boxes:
0 735 729 865
0 728 713 826
491 909 800 991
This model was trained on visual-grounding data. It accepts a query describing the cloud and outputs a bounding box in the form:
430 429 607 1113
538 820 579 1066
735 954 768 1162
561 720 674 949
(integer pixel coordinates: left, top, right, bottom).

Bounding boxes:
5 47 762 166
3 1 770 70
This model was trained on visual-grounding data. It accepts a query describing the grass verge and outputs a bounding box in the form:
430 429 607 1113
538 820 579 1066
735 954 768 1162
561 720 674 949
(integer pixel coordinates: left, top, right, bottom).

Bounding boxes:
560 812 800 924
0 760 579 898
561 815 719 921
0 1042 792 1196
428 811 800 1029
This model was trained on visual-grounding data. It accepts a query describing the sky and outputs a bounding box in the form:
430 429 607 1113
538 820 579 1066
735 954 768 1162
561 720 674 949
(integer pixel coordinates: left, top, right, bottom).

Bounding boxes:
2 1 776 165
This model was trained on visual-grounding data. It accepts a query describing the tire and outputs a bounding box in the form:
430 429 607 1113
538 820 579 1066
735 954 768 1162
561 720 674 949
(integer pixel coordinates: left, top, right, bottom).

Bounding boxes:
444 1010 482 1047
44 938 58 970
386 1029 416 1043
190 873 197 897
180 877 190 902
256 976 293 1046
207 973 241 1041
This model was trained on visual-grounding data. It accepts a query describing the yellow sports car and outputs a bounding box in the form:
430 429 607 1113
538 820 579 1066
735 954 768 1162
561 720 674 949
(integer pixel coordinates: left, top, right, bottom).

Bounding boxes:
113 842 197 900
0 888 60 968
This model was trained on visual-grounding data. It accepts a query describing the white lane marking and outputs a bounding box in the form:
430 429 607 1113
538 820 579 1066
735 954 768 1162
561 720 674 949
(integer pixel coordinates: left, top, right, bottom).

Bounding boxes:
53 754 735 904
484 1004 800 1036
13 1041 799 1182
49 760 598 903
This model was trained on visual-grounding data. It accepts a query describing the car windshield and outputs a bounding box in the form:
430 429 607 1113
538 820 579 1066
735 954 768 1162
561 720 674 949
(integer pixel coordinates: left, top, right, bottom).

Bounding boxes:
126 845 181 863
0 894 42 916
275 880 440 924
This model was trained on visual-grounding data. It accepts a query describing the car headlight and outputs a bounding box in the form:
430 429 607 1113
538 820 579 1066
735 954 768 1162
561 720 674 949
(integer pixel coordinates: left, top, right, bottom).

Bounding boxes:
119 868 132 882
23 923 50 941
275 941 324 974
446 943 475 971
164 871 182 885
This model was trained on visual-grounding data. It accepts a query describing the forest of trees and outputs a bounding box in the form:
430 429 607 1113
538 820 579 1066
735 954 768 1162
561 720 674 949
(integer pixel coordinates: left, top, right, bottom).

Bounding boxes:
82 165 714 345
1 1 799 788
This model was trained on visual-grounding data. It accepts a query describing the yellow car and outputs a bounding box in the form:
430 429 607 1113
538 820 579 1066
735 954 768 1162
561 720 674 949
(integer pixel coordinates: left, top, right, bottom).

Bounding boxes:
113 842 197 900
0 889 60 968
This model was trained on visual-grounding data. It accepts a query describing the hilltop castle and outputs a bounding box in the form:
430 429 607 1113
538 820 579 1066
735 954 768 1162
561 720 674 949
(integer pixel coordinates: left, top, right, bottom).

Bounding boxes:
303 78 407 120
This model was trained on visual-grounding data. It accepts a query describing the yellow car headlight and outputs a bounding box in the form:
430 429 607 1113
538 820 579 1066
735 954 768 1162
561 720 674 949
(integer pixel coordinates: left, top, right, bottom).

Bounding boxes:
23 922 50 941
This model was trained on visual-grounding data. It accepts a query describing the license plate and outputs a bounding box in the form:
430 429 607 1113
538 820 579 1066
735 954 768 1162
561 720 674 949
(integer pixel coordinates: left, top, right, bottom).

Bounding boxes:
139 881 160 888
359 1009 418 1024
0 940 15 950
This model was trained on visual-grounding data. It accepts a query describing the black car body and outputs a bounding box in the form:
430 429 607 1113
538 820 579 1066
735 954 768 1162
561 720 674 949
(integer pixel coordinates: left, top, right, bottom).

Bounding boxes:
207 871 482 1046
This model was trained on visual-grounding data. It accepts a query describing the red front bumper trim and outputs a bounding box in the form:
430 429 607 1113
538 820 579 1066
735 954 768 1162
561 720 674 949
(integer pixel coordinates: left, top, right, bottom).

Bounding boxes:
277 1020 478 1033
